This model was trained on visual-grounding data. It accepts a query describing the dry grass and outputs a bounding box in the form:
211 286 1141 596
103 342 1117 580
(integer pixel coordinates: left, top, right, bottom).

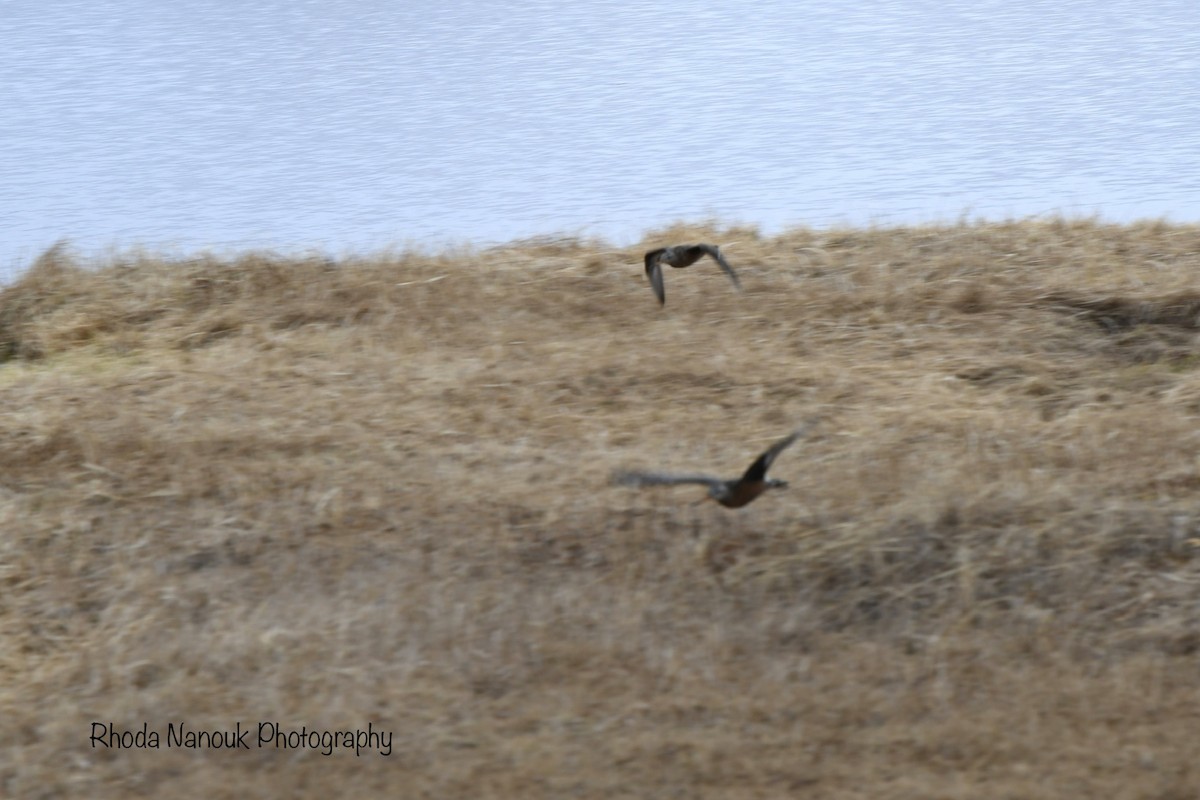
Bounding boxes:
4 219 1200 797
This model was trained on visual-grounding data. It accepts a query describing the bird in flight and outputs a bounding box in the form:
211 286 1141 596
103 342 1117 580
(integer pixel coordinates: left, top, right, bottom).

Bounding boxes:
642 244 741 305
611 428 806 509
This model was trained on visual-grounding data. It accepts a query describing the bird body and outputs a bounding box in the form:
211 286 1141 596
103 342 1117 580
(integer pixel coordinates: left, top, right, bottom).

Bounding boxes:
643 243 741 305
612 429 804 509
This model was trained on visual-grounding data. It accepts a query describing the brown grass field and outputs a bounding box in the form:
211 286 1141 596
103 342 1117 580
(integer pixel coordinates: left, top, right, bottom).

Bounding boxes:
3 219 1200 798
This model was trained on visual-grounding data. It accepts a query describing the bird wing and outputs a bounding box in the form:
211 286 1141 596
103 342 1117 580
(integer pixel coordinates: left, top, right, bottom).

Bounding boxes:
611 469 724 489
643 249 666 305
700 244 741 290
739 429 803 483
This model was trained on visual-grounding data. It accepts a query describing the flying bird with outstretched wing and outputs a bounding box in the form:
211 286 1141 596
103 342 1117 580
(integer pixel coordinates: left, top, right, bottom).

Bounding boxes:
612 428 808 509
642 243 741 305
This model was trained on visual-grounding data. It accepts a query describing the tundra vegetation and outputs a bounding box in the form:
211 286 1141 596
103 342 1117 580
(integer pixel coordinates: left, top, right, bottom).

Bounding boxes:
3 218 1200 797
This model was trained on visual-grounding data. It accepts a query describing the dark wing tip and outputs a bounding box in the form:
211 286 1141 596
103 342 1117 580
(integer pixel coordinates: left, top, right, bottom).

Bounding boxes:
642 262 664 305
708 246 742 290
643 250 667 304
649 263 665 304
740 429 805 483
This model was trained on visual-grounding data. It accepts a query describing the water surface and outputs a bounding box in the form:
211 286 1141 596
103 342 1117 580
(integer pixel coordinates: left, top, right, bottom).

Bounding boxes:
4 0 1199 279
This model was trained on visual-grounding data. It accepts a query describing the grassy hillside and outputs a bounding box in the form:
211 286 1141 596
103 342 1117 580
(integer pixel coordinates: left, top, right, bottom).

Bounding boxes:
3 219 1200 797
